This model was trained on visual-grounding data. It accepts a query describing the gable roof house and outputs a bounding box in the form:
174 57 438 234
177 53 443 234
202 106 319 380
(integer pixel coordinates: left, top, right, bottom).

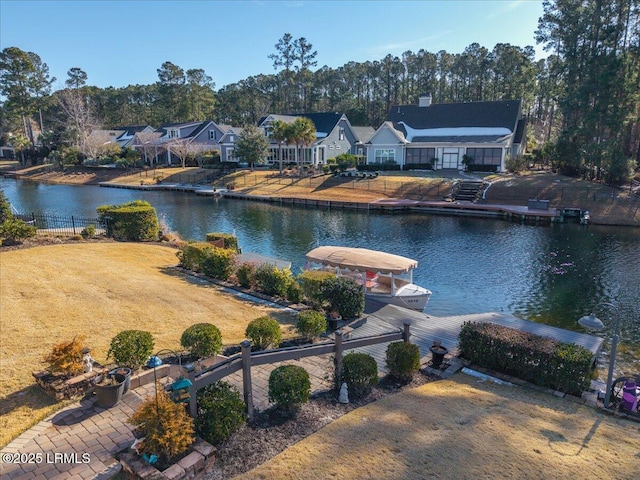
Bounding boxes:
112 125 155 149
146 120 227 165
366 95 526 172
257 112 368 166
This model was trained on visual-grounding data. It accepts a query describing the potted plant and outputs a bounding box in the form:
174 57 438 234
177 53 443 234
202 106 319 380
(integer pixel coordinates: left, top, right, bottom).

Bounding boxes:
94 370 126 408
106 330 155 394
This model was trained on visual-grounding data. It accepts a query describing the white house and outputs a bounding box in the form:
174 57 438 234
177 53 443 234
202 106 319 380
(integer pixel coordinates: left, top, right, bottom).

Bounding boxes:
366 95 526 172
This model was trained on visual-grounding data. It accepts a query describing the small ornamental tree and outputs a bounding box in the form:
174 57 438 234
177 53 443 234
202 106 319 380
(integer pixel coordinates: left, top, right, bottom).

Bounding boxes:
342 352 378 398
43 336 86 378
386 341 421 382
268 365 311 411
107 330 154 371
196 381 246 445
129 387 195 464
296 310 327 341
245 316 282 350
181 323 223 359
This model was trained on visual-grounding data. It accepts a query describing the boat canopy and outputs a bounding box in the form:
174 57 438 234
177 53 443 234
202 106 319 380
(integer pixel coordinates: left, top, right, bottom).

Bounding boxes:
306 246 418 275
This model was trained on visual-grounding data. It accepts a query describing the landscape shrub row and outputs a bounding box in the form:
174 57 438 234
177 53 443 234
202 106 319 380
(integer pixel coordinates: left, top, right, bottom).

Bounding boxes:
458 321 594 396
177 243 365 321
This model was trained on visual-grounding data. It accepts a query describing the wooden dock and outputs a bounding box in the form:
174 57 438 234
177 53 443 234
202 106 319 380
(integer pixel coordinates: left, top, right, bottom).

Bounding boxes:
347 302 604 374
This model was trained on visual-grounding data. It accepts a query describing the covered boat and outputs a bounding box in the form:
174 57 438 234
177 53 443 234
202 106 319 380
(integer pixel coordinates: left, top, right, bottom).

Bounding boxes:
305 246 431 311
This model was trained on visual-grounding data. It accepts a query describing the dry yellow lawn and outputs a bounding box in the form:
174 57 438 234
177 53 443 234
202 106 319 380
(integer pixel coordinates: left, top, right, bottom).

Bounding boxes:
0 242 296 447
238 374 640 480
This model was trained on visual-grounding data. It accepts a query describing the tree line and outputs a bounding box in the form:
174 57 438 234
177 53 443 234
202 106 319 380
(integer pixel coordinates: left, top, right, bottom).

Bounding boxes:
1 0 638 183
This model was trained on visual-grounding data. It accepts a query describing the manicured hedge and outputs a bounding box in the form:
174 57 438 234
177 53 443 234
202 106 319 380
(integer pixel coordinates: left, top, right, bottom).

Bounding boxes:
458 321 594 396
206 232 239 252
176 242 236 280
97 200 159 241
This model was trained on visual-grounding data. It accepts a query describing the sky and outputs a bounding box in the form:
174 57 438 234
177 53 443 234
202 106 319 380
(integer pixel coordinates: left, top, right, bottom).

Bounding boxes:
1 0 546 92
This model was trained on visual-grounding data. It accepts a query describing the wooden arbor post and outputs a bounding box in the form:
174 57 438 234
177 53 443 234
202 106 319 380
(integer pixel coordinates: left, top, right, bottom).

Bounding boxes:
241 340 255 422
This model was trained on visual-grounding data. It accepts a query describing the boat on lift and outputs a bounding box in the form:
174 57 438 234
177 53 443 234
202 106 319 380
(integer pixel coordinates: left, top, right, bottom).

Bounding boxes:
305 246 432 311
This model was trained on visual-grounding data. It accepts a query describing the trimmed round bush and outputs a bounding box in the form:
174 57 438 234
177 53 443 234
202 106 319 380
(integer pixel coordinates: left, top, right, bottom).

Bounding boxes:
268 365 310 411
386 341 421 382
297 270 335 309
97 200 159 241
107 330 154 370
296 310 326 341
201 247 236 280
196 381 246 445
245 316 282 350
342 352 378 398
181 323 223 359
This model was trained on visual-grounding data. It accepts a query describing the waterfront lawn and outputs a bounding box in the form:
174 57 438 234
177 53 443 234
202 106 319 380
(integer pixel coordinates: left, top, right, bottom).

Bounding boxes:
237 374 640 479
0 242 297 448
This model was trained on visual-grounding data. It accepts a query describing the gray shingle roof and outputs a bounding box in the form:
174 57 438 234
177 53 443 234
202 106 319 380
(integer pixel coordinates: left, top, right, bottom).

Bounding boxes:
386 99 522 132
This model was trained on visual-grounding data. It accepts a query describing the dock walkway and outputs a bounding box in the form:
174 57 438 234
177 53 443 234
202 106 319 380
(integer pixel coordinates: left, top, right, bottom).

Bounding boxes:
349 302 604 373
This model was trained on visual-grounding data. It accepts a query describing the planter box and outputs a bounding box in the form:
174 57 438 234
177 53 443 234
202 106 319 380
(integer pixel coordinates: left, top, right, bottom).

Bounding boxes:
119 438 216 480
32 367 106 402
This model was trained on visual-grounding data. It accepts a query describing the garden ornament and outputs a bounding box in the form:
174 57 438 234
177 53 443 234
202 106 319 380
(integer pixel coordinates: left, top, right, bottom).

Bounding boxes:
339 382 349 404
82 347 93 373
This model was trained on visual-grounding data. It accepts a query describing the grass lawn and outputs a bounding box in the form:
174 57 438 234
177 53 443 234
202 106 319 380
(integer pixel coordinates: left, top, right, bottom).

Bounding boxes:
237 374 640 480
0 242 297 448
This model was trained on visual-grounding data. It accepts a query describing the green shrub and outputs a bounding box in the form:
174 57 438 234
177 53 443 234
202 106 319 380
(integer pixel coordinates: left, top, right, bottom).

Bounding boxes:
386 342 421 382
107 330 154 371
253 263 292 297
181 323 223 359
176 243 236 280
96 200 159 241
206 232 239 252
0 217 37 245
235 262 256 288
297 270 335 309
80 224 96 239
0 190 13 223
176 242 211 271
285 278 302 303
196 381 245 445
268 365 311 411
458 322 594 396
322 276 364 319
296 310 326 341
342 352 378 398
201 247 236 280
245 316 282 350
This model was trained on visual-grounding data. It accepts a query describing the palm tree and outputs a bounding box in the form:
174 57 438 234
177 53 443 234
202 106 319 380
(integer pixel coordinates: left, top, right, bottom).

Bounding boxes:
290 117 316 177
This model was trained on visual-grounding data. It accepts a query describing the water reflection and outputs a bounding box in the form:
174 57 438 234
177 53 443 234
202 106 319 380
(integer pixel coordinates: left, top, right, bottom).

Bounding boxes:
2 178 639 362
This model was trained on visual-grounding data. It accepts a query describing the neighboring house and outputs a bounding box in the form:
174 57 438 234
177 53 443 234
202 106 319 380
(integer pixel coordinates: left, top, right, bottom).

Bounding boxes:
112 125 155 149
149 120 226 165
217 126 244 163
257 112 369 166
366 95 526 172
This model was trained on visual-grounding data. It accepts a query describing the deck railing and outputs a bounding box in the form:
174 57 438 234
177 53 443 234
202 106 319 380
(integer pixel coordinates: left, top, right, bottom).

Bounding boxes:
188 324 411 421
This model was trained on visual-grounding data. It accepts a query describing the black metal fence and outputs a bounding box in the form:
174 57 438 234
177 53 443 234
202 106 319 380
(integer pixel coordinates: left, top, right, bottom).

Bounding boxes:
14 212 108 237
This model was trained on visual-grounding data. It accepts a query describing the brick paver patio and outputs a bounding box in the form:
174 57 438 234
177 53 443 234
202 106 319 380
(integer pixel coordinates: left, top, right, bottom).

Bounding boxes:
0 357 334 480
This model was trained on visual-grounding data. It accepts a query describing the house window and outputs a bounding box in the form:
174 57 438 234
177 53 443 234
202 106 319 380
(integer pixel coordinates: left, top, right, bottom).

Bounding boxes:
229 135 234 142
209 130 216 140
168 129 179 139
374 149 396 164
339 128 345 141
466 148 502 166
405 148 436 165
227 148 235 161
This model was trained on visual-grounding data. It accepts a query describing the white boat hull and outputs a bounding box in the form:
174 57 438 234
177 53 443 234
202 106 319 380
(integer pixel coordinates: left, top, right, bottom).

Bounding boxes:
366 284 432 311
